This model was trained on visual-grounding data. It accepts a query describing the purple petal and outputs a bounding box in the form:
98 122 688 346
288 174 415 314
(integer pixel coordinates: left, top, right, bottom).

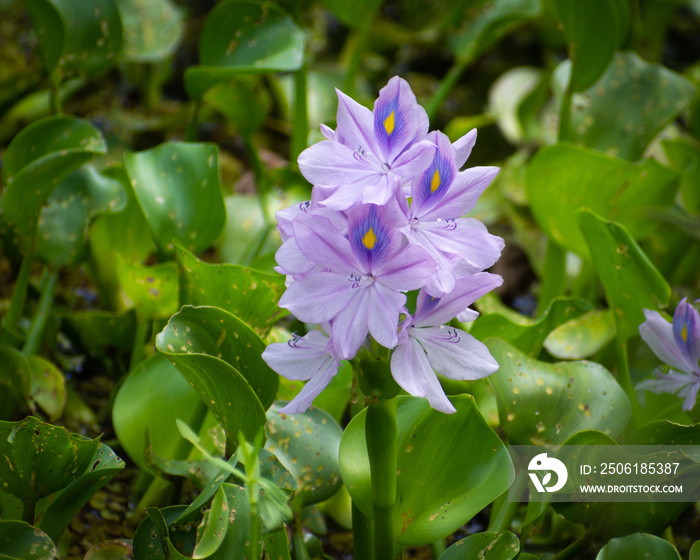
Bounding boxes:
414 273 503 327
411 131 457 210
640 309 697 374
279 272 355 323
262 331 335 381
412 326 499 380
277 359 338 414
275 238 316 275
366 283 406 350
673 299 700 368
636 369 700 411
298 140 383 191
331 288 372 359
413 218 504 273
293 213 360 274
453 129 477 169
374 243 436 292
335 89 378 155
346 200 406 271
390 337 456 413
373 76 429 164
415 166 499 221
390 140 436 180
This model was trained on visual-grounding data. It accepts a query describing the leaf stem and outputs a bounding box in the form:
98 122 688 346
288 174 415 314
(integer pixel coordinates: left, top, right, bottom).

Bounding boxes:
3 244 36 339
615 337 642 426
22 268 58 356
365 396 398 560
291 518 311 560
425 60 468 122
430 539 446 559
290 60 309 168
185 100 202 142
129 315 150 372
352 503 374 560
537 240 567 317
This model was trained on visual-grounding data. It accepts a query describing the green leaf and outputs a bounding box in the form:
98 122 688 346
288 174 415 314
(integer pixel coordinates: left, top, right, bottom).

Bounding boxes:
25 0 122 77
134 507 193 560
627 421 700 459
265 404 343 510
116 259 179 320
556 51 696 160
144 429 219 488
27 355 66 422
486 338 631 444
525 144 678 257
549 0 628 92
63 308 137 353
0 521 56 560
596 533 681 560
321 0 382 29
578 209 671 340
449 0 541 66
470 296 592 356
204 78 270 138
439 531 520 560
691 541 700 560
36 441 125 543
36 165 126 266
1 116 106 250
0 417 99 519
663 138 700 214
339 395 512 546
184 0 305 100
112 354 216 470
156 306 277 448
214 484 260 560
544 309 617 360
0 346 30 418
124 142 226 255
192 486 228 559
114 0 182 62
83 540 133 560
175 244 285 336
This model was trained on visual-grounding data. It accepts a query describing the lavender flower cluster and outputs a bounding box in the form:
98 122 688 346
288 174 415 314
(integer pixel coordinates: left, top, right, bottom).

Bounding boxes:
262 77 504 414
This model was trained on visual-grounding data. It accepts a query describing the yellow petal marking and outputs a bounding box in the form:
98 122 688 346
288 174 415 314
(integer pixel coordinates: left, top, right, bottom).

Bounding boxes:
362 227 376 250
430 169 440 192
682 324 688 342
384 111 395 135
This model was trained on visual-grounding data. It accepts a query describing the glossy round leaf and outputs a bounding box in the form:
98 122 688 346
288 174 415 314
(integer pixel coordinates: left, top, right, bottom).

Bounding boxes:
556 51 697 160
0 521 56 560
439 531 519 560
449 0 541 66
204 78 270 138
595 533 681 560
265 403 343 510
0 346 30 417
116 259 179 320
321 0 382 29
37 441 125 543
1 116 106 250
544 309 616 360
175 244 285 336
549 0 628 92
83 540 133 560
156 306 276 448
115 0 182 62
112 354 216 470
0 417 99 516
525 144 678 258
691 541 700 560
36 165 126 266
486 338 631 444
27 355 66 422
663 138 700 214
184 1 304 100
26 0 122 76
124 142 226 255
64 308 137 353
578 209 671 341
340 395 512 546
470 296 592 357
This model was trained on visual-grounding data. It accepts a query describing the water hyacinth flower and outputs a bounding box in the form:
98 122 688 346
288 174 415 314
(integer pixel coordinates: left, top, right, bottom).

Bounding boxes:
636 298 700 410
298 76 436 210
391 273 503 413
264 75 504 414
